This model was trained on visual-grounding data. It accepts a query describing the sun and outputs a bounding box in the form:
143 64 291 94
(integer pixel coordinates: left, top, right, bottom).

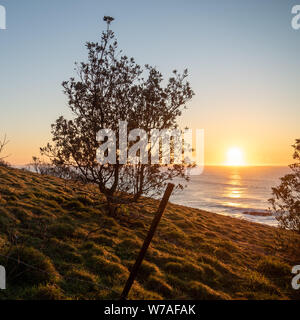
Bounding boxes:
226 147 245 166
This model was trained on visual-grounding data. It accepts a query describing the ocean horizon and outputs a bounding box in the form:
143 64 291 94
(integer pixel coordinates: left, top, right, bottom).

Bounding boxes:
171 165 290 227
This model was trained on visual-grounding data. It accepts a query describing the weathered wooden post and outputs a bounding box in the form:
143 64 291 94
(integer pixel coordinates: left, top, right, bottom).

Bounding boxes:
120 183 175 300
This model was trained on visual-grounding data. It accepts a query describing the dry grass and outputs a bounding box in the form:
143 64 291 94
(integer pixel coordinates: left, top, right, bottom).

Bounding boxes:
0 166 299 300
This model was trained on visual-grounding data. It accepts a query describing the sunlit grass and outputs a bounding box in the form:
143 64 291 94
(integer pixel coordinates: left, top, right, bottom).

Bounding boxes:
0 165 299 300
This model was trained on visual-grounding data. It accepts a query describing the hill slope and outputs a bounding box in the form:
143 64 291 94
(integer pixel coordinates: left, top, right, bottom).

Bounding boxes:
0 166 299 300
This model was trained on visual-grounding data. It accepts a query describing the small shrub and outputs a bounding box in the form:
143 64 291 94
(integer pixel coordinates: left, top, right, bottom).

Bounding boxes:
0 159 10 167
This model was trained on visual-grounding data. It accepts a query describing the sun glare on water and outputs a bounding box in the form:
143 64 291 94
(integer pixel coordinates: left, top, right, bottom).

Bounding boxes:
226 147 245 166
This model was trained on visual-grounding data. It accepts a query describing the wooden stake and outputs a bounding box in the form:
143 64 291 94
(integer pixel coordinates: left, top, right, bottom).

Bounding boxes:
120 183 175 300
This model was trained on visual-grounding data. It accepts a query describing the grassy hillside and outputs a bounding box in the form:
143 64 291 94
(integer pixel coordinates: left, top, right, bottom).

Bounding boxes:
0 166 299 300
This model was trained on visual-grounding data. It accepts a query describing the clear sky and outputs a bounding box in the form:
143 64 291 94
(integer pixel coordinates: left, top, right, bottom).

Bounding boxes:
0 0 299 166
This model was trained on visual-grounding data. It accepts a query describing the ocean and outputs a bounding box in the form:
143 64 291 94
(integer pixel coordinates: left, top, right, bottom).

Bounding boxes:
171 166 290 227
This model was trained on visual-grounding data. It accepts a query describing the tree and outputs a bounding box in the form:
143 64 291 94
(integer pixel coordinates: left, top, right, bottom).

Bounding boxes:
0 134 9 166
30 156 81 180
269 139 300 233
41 16 194 211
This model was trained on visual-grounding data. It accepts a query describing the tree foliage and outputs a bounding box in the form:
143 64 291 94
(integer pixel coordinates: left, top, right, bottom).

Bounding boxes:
41 17 194 208
269 139 300 233
0 134 9 166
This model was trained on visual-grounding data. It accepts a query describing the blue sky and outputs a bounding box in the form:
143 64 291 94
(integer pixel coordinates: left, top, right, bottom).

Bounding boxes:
0 0 299 165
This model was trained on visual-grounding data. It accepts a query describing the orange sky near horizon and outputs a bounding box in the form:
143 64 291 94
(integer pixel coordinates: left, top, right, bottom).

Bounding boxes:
2 120 296 167
2 91 298 167
2 86 298 167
